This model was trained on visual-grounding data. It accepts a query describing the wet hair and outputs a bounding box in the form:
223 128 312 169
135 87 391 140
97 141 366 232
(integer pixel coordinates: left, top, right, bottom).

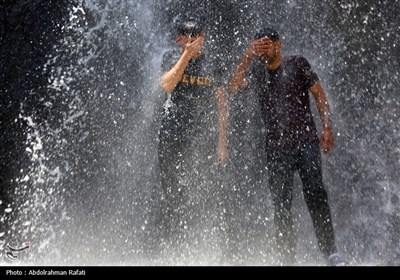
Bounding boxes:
176 20 204 37
254 27 280 41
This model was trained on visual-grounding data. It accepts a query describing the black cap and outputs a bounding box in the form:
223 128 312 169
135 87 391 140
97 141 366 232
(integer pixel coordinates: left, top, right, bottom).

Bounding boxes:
176 20 204 37
254 28 280 41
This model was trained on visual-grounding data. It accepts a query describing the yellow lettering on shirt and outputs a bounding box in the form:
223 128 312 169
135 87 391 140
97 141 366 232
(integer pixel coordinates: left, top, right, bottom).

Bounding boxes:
197 77 205 85
182 74 190 84
180 75 213 87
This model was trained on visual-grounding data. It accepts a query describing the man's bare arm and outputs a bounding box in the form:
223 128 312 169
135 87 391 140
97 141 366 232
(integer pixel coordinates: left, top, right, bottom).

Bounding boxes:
161 50 192 94
161 36 204 94
227 45 256 93
310 82 334 153
215 86 228 165
161 50 191 94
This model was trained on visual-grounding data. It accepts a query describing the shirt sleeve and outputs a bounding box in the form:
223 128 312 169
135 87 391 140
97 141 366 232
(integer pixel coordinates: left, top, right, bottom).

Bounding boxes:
297 56 319 88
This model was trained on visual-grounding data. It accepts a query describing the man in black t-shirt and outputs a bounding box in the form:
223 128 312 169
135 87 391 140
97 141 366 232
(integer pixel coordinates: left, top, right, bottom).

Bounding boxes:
159 20 228 254
228 28 346 266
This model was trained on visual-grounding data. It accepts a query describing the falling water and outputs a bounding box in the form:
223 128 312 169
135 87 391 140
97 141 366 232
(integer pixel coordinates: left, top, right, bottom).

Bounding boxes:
1 0 400 265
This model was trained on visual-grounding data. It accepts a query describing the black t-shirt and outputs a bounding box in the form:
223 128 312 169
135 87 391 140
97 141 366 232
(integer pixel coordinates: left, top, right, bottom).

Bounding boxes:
249 55 320 150
160 49 224 141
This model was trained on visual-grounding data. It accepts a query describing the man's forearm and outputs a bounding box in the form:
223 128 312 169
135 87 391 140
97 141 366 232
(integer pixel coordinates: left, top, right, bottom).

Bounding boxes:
228 53 253 93
311 82 332 129
161 50 191 94
216 87 228 143
317 95 332 129
311 82 335 152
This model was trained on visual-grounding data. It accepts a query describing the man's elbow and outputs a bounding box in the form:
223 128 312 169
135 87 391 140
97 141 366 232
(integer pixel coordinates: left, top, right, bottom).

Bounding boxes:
228 76 248 93
228 82 246 94
161 80 173 94
162 85 173 94
227 82 239 94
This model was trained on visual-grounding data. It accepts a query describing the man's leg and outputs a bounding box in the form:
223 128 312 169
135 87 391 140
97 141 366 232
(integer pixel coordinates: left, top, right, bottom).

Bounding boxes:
298 143 337 259
267 151 296 265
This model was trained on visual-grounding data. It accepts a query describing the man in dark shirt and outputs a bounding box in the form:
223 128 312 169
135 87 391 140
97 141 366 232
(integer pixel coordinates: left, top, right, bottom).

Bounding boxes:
159 20 228 254
228 28 346 266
